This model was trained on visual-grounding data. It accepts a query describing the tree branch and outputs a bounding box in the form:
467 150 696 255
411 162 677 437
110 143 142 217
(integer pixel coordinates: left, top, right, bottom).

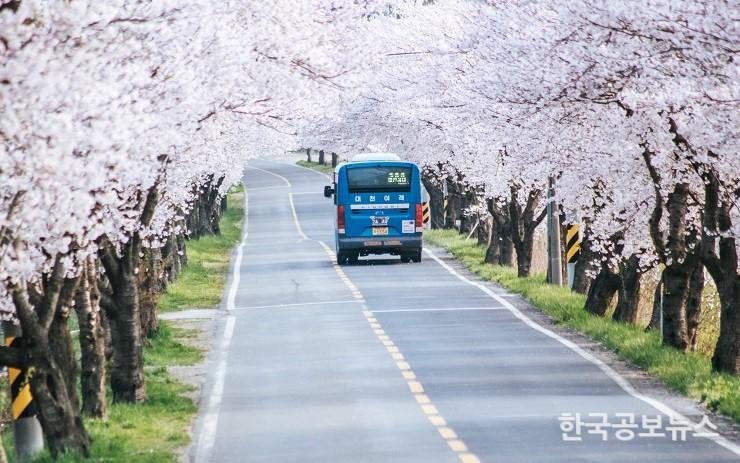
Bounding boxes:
37 256 65 330
641 144 666 260
9 283 43 340
97 235 121 283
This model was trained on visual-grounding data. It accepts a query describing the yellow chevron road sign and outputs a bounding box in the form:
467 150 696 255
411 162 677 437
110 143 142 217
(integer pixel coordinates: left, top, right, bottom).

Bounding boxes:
5 336 37 421
566 224 581 263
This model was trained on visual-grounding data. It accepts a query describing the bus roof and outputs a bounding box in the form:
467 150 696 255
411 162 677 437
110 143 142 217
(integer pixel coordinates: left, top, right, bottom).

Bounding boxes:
351 153 402 162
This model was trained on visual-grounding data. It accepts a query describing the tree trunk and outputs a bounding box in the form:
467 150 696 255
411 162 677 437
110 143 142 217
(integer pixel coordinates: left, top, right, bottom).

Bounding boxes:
9 272 91 458
422 176 445 229
661 263 693 351
700 172 740 374
177 229 188 268
499 237 514 267
712 280 740 375
161 232 179 283
30 349 90 458
97 185 158 403
99 306 114 361
318 150 325 165
102 272 146 403
584 265 621 316
48 302 79 417
485 234 500 264
185 185 201 239
647 280 663 331
686 264 704 350
138 247 163 338
205 176 225 235
612 254 642 324
476 213 490 246
445 180 462 230
459 189 476 235
486 198 515 266
508 187 547 278
514 231 536 277
572 228 595 295
74 261 107 418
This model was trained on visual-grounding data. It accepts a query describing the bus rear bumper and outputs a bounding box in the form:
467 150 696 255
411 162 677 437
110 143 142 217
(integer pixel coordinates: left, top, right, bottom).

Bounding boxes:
337 235 422 255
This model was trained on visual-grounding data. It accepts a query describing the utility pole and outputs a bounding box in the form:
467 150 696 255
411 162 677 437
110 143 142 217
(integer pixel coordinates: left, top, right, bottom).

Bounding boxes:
3 323 44 462
547 176 563 286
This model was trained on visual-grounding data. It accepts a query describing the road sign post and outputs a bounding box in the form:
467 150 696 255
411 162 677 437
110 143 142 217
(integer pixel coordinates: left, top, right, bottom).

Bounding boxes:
3 323 44 462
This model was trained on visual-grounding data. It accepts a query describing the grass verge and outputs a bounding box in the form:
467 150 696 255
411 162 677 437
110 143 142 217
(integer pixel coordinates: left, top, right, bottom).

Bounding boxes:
11 322 202 463
159 185 245 312
424 228 740 423
3 186 245 462
296 160 335 175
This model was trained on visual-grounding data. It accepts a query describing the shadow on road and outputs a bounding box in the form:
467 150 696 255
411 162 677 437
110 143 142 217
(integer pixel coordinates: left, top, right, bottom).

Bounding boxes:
350 258 407 266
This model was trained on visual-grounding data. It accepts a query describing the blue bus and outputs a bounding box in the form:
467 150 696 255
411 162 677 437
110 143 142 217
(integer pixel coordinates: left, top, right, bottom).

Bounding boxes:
324 153 423 265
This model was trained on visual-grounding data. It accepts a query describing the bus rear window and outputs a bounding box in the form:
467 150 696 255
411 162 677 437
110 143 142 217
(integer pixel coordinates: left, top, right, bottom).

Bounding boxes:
346 166 412 193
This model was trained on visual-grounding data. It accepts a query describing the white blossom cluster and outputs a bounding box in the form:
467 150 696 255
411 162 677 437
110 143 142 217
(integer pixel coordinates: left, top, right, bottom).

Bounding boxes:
299 0 739 270
1 0 738 319
0 0 380 318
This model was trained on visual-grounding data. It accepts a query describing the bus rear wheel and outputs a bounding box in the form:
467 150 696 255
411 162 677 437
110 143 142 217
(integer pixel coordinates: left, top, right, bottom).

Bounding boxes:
401 249 422 263
337 251 358 265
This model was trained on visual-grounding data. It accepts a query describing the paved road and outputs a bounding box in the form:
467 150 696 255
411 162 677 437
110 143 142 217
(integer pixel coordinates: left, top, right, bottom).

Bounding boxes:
192 160 739 463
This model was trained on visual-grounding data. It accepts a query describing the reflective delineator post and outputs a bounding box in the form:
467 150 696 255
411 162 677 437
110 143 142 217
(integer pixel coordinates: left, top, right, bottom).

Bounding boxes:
421 185 431 229
442 180 449 227
566 223 581 288
3 323 44 462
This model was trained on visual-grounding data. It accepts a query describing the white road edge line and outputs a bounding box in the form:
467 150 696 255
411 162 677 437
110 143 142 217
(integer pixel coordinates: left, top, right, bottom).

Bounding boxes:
245 165 292 186
282 159 333 181
288 192 309 240
423 248 740 456
244 186 287 192
246 163 308 241
194 184 248 462
231 300 362 310
226 186 248 311
194 315 235 463
371 307 506 314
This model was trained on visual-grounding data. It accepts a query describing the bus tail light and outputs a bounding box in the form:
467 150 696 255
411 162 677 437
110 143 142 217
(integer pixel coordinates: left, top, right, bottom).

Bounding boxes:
415 203 424 232
337 205 346 234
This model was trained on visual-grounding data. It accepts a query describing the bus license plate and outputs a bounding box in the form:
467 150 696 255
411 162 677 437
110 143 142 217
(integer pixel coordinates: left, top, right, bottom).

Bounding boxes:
372 227 389 236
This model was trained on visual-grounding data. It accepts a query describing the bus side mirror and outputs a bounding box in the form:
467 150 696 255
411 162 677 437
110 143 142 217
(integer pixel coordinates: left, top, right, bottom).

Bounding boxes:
323 185 334 198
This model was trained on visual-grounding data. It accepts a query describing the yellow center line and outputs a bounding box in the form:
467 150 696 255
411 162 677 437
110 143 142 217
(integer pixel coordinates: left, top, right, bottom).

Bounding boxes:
312 234 480 463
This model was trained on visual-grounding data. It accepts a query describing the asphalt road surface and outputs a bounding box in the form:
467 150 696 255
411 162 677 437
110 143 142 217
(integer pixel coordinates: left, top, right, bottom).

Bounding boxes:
192 159 740 463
